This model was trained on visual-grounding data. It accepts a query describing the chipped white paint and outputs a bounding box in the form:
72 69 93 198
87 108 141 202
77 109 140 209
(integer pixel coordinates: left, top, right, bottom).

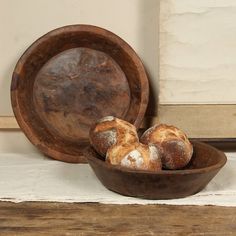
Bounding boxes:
160 0 236 104
0 0 159 115
121 150 144 168
0 132 236 206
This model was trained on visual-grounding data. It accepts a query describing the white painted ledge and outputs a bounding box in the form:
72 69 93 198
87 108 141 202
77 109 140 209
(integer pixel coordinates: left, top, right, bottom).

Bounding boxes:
0 150 235 206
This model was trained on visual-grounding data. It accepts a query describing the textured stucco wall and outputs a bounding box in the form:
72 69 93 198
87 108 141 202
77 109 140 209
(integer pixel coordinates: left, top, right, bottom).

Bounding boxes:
160 0 236 104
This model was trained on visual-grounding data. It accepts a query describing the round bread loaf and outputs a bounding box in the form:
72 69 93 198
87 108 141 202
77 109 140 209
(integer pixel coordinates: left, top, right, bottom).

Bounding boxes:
106 143 162 171
89 116 139 156
140 124 193 170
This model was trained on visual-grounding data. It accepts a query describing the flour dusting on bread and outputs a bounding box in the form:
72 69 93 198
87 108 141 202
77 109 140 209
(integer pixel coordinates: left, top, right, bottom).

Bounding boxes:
148 145 161 162
121 150 144 168
98 129 117 147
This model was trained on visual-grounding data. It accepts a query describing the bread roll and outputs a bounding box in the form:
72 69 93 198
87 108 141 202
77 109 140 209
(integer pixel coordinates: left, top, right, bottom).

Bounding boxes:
89 116 138 156
141 124 193 170
106 143 162 171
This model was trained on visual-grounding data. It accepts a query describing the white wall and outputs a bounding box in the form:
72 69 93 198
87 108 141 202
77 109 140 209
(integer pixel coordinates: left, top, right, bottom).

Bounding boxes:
2 0 236 113
0 0 159 115
160 0 236 104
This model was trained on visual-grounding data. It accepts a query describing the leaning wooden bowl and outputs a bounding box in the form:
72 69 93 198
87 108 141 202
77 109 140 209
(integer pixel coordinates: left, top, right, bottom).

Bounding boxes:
11 25 149 163
85 142 227 199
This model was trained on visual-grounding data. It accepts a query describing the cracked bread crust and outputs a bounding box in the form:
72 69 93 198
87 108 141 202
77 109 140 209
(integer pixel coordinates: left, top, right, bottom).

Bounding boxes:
106 143 162 171
89 116 138 156
141 124 193 170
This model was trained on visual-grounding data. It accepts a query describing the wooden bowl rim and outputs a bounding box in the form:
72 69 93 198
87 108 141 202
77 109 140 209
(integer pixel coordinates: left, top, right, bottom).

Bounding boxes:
85 141 227 175
11 24 149 162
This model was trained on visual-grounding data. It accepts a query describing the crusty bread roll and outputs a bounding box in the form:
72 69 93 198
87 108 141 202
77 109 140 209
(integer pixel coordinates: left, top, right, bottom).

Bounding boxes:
106 143 162 171
140 124 193 170
89 116 138 156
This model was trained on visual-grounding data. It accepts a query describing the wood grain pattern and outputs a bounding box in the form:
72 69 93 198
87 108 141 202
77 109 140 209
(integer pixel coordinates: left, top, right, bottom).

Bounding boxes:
0 202 235 235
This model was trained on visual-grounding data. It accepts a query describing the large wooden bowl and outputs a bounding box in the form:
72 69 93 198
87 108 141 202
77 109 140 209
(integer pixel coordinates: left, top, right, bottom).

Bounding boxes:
85 142 227 199
11 25 149 163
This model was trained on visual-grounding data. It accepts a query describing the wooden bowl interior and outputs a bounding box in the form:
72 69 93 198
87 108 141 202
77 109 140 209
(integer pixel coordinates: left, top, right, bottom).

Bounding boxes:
184 142 224 169
11 25 148 162
86 142 226 173
85 142 227 199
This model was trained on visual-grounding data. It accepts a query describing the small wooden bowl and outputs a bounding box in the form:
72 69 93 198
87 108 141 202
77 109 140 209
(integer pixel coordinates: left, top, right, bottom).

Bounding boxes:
85 142 227 199
11 25 149 163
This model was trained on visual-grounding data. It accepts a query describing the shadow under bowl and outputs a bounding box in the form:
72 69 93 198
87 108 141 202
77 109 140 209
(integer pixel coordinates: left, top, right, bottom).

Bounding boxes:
84 141 227 200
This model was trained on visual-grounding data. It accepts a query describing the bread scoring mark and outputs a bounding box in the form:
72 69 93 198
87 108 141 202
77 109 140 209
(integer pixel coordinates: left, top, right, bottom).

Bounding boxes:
115 118 139 144
141 125 157 141
98 116 115 123
117 118 133 129
121 150 144 168
105 143 123 163
123 132 138 144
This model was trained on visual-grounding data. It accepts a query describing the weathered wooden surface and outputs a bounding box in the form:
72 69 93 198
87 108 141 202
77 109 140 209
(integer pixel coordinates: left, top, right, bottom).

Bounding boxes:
0 202 235 235
33 47 131 142
11 25 149 163
85 142 227 200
